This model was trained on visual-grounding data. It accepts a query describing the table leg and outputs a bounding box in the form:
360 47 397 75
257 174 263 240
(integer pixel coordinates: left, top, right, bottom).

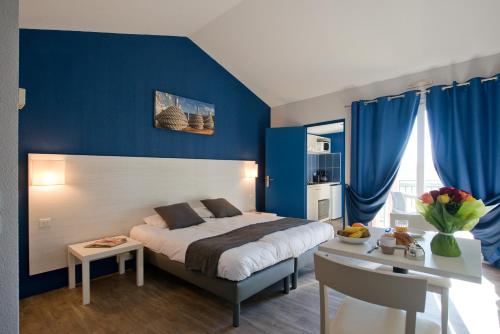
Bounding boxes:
441 288 449 334
136 247 144 287
118 254 126 275
82 260 90 305
68 252 75 289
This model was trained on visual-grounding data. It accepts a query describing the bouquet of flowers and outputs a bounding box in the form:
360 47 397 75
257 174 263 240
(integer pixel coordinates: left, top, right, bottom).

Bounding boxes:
416 187 486 257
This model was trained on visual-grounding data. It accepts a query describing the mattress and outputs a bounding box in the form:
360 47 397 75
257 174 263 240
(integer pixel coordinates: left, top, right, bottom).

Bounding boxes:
130 213 334 281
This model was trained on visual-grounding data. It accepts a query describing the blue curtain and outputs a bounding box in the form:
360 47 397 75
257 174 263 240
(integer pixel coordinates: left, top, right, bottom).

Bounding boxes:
426 76 500 267
346 92 420 224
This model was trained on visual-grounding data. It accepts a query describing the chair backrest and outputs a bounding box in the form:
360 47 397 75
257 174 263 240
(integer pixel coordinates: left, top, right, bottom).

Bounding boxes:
314 252 427 313
391 191 408 213
390 212 437 231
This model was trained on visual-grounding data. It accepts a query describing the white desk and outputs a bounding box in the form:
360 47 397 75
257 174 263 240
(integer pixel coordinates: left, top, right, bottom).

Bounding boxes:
68 236 144 304
319 227 482 284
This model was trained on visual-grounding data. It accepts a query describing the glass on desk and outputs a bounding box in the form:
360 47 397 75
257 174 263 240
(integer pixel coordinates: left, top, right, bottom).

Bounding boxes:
395 220 409 233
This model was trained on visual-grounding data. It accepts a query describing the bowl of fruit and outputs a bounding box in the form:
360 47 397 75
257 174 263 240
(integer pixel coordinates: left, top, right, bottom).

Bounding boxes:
336 223 371 244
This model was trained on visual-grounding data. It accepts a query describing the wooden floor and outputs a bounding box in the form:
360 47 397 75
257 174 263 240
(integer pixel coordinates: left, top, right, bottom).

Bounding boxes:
20 263 500 334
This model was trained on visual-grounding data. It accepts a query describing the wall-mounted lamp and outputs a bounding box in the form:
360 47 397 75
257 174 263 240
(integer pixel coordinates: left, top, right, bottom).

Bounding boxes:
244 163 259 179
31 159 66 186
18 88 26 110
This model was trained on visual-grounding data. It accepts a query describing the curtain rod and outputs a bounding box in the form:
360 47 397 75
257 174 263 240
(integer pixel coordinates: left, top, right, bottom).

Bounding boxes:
441 75 498 90
343 75 498 108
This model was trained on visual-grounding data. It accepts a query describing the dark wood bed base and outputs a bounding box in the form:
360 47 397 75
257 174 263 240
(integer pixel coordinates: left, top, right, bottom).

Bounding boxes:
145 249 294 327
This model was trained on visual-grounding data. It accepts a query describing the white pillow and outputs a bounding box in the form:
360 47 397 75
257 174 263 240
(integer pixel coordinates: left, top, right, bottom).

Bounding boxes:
143 214 168 229
192 206 214 218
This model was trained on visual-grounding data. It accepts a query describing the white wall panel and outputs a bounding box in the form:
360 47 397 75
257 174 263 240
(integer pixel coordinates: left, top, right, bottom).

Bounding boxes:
29 154 256 275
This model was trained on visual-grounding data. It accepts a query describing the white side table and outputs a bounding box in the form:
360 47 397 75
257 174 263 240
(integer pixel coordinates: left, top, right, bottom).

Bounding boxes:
67 236 143 305
253 212 278 217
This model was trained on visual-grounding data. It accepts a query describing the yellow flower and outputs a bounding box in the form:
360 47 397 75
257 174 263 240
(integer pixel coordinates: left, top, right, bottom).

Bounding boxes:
437 194 450 204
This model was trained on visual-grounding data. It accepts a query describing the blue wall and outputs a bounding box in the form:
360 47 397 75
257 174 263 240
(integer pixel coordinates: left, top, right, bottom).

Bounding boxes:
19 29 270 298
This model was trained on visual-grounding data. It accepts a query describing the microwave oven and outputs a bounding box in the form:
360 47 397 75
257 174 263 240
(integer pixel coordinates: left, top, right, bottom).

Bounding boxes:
316 141 330 153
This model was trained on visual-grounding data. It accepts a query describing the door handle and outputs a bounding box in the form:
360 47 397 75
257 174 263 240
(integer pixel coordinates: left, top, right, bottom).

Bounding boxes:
265 176 275 188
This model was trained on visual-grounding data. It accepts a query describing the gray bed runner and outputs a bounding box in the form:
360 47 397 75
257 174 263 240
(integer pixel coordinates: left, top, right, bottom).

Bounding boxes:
185 217 312 277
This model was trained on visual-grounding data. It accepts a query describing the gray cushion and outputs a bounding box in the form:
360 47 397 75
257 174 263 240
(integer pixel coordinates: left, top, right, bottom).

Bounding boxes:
154 203 205 230
201 198 242 218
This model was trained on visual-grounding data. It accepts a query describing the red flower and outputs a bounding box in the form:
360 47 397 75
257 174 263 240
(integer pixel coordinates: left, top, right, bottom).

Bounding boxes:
439 187 455 196
438 187 464 204
420 192 434 204
451 191 462 204
458 190 472 202
430 190 440 201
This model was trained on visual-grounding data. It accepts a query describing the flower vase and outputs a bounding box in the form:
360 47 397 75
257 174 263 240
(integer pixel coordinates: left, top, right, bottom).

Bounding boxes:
430 233 461 257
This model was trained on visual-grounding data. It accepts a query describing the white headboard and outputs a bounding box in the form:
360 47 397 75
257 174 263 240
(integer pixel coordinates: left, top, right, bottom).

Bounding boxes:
28 153 257 275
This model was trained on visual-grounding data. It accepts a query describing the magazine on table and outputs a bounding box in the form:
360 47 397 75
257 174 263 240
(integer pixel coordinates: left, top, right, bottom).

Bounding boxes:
85 237 127 248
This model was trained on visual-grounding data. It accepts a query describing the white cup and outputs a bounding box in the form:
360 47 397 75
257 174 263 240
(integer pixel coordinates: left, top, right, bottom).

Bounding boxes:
380 237 396 248
380 236 396 255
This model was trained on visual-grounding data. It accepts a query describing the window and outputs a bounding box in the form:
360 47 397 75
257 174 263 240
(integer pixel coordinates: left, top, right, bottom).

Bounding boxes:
372 101 442 227
423 111 442 192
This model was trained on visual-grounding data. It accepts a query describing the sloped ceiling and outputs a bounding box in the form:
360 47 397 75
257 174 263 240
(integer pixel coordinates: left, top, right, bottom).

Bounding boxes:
20 0 500 107
19 0 244 36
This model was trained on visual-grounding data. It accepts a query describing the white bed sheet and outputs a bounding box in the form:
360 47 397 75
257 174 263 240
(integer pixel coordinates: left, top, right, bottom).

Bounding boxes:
130 213 334 281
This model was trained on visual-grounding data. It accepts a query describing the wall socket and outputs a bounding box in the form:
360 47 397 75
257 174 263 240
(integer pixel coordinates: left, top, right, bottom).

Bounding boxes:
39 218 51 228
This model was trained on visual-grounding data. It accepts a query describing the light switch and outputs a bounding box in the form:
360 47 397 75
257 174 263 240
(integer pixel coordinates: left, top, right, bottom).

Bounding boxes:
39 218 51 228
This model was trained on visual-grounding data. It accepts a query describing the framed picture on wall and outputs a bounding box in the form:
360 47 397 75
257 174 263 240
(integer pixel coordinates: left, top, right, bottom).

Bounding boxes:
154 90 215 136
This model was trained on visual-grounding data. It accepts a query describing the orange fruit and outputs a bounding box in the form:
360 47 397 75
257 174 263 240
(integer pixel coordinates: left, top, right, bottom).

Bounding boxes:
352 223 365 228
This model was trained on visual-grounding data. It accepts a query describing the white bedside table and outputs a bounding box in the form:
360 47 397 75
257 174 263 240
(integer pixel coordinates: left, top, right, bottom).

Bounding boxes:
67 236 143 305
251 211 278 217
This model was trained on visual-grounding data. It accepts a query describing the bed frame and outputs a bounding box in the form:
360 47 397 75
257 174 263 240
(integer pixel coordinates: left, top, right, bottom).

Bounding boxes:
145 249 294 327
291 246 318 289
145 243 321 327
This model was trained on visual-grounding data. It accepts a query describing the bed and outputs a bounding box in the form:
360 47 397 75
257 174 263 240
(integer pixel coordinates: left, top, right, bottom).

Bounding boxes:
130 212 334 326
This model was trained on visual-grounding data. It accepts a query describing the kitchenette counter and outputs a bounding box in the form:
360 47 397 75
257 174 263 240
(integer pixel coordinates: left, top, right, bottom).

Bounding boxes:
307 182 343 221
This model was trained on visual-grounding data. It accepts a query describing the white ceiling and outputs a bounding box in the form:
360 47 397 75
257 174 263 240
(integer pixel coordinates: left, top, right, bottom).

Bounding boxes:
20 0 500 107
19 0 244 36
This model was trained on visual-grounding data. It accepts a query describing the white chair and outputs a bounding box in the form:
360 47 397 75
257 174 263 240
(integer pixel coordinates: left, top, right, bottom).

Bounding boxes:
390 212 437 231
391 191 410 213
391 191 419 213
315 252 440 334
391 212 473 238
386 213 450 334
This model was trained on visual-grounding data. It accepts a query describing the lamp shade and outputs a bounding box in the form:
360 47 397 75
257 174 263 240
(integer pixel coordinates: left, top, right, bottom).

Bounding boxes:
31 160 66 186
